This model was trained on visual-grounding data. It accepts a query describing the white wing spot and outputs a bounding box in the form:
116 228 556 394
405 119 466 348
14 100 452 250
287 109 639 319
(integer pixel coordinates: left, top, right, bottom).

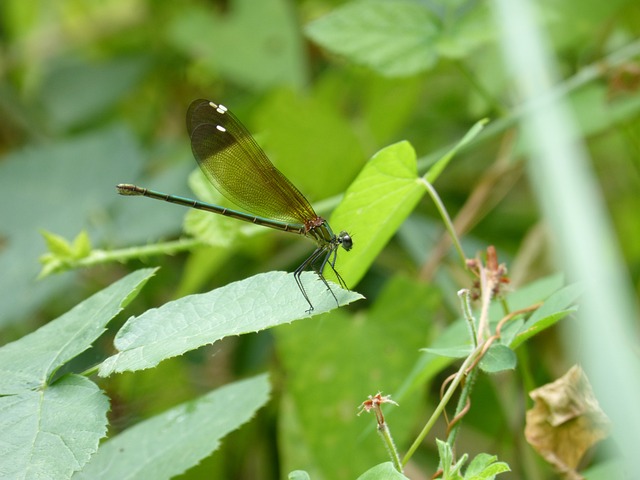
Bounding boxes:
209 102 227 114
216 125 226 132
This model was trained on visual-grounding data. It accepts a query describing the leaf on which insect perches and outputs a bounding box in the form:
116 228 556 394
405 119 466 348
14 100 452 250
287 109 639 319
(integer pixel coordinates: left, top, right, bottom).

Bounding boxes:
99 271 363 375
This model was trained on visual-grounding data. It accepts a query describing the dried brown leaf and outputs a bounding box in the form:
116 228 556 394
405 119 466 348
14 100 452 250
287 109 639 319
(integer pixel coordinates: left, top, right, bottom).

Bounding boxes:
525 365 610 479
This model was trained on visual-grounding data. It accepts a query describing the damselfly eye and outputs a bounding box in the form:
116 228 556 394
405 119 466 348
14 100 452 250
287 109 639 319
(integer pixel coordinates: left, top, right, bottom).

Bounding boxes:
339 232 353 251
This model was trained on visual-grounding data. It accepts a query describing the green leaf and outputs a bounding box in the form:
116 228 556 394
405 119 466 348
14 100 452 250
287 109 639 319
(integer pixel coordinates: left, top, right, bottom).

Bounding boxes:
356 462 409 479
306 1 494 77
0 375 109 480
168 0 305 90
422 343 516 374
465 452 511 479
38 230 76 279
99 271 363 375
40 230 74 257
288 471 312 480
436 438 453 472
72 230 92 258
434 3 495 59
331 141 424 287
503 273 566 307
0 268 156 394
75 375 270 480
509 283 581 349
38 230 95 278
424 339 517 375
467 462 510 479
465 453 498 476
478 344 517 373
306 0 439 77
421 345 473 359
37 254 63 280
437 439 466 479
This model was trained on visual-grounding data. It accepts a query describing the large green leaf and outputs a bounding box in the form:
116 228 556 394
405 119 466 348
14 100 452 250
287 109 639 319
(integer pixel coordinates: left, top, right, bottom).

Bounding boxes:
0 268 156 394
168 0 305 90
331 141 424 287
306 0 439 77
75 374 270 480
422 345 473 359
306 1 493 77
478 344 517 373
0 375 109 480
100 271 363 375
508 282 581 348
0 269 154 479
331 114 486 288
423 343 517 374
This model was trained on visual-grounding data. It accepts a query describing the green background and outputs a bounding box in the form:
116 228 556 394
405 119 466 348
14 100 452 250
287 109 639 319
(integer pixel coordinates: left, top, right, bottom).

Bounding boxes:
1 0 638 478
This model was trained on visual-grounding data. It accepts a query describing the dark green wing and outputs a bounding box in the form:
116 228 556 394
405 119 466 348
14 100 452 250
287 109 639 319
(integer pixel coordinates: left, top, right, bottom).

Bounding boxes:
186 99 317 225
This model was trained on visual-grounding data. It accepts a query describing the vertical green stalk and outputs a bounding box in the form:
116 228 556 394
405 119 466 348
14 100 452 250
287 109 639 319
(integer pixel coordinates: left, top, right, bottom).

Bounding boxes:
492 0 640 468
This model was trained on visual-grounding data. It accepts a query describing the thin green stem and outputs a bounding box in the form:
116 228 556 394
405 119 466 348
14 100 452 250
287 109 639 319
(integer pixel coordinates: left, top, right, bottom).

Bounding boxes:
402 342 485 467
458 289 478 347
445 366 479 449
499 296 510 316
52 238 201 276
39 237 204 279
79 364 100 377
90 238 201 264
420 178 467 268
378 422 403 473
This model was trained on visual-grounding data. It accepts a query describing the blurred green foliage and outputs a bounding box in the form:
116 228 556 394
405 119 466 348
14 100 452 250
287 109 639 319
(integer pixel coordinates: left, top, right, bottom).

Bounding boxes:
1 0 639 478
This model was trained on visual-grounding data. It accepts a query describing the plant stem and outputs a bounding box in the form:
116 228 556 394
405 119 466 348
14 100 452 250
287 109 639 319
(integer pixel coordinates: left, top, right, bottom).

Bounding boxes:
79 238 201 268
402 342 485 467
445 366 478 448
420 178 467 267
458 289 478 347
79 364 100 377
378 422 403 473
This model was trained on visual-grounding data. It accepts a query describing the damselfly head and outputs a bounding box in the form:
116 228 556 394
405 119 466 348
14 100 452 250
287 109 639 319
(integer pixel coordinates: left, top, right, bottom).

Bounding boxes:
338 231 353 251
